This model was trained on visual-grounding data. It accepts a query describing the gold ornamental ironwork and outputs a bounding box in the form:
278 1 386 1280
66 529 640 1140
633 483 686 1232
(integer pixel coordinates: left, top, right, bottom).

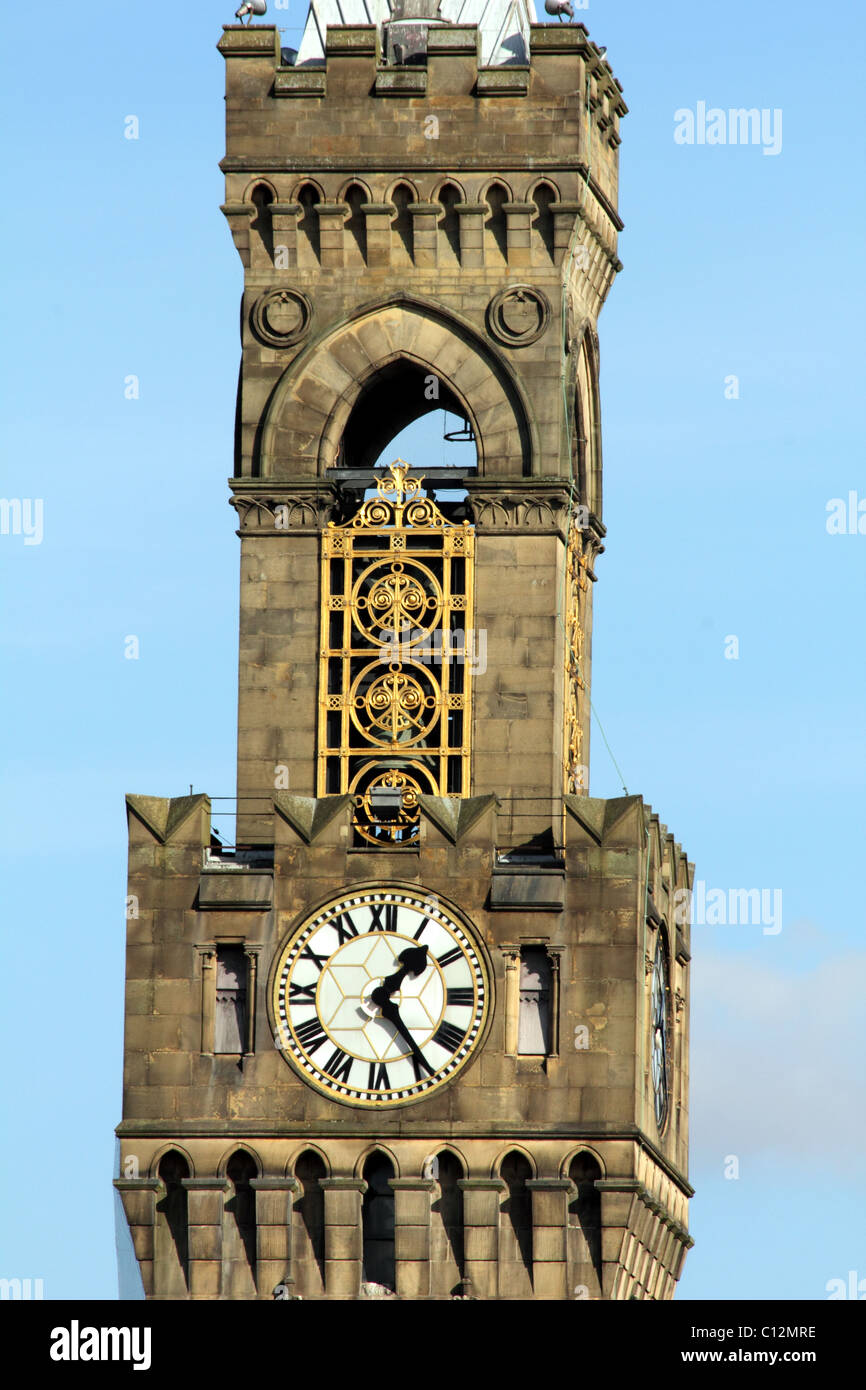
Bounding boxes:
563 513 589 796
318 461 475 845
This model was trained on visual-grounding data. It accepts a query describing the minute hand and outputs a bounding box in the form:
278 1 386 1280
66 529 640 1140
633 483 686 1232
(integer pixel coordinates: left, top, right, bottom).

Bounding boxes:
376 998 434 1078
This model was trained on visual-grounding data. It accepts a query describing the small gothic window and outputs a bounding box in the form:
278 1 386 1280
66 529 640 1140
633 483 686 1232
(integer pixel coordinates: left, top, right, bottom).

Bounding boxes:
250 182 274 265
437 183 461 265
500 1151 533 1293
344 183 368 265
361 1152 395 1291
531 181 556 262
215 947 247 1054
223 1151 257 1296
391 182 415 264
294 1150 326 1296
484 182 509 265
518 947 551 1054
155 1150 189 1296
297 183 320 265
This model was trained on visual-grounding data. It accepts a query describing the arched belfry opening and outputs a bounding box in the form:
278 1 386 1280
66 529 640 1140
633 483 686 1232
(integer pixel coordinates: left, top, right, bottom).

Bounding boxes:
337 358 478 474
260 300 533 480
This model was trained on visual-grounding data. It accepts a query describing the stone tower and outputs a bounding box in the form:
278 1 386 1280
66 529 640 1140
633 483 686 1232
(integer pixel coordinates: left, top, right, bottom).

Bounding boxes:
115 5 694 1301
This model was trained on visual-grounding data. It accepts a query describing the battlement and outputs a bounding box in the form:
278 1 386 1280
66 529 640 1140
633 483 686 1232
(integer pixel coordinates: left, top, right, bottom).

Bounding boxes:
218 24 625 225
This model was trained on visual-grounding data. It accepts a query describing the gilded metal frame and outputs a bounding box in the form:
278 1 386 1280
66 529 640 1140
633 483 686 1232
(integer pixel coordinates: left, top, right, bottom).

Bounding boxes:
563 513 589 795
318 461 475 844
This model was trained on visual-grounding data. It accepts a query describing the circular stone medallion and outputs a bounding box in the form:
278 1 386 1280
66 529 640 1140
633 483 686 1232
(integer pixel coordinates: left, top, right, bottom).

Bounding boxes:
487 285 551 347
251 288 312 348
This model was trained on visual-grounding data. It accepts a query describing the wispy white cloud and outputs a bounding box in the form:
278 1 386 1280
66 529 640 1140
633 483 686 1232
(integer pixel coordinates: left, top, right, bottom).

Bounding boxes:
689 925 866 1178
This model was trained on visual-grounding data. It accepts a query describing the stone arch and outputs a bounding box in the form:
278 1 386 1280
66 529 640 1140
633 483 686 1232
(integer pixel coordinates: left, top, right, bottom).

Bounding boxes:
242 176 278 204
426 1144 467 1179
216 1143 262 1179
289 176 324 203
526 175 561 203
386 177 419 203
287 1143 331 1179
148 1142 195 1180
491 1144 537 1180
573 325 602 516
560 1144 606 1180
337 176 373 203
353 1143 400 1181
479 175 514 204
431 176 466 203
259 297 535 478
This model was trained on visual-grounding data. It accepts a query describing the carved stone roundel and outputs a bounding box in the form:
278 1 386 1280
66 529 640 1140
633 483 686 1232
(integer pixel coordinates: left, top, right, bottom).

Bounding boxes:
251 288 313 348
487 285 551 347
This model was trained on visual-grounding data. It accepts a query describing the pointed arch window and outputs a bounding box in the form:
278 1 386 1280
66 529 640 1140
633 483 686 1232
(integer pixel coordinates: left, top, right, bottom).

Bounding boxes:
361 1153 395 1291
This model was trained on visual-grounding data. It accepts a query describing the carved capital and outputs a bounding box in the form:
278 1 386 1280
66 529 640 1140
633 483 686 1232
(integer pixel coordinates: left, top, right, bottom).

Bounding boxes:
230 485 338 533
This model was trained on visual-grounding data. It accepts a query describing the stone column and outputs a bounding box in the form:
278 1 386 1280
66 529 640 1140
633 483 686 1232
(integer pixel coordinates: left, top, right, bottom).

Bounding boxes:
244 946 260 1056
527 1178 574 1299
315 202 349 269
458 1178 505 1300
408 203 442 268
251 1177 300 1298
454 203 485 268
182 1177 230 1300
270 201 302 271
361 202 396 267
321 1177 366 1298
503 948 520 1054
548 948 562 1056
390 1177 435 1298
114 1178 160 1297
503 201 535 269
198 946 215 1054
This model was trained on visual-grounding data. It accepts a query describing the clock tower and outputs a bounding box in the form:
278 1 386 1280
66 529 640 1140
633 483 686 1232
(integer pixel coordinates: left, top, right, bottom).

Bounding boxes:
115 5 694 1300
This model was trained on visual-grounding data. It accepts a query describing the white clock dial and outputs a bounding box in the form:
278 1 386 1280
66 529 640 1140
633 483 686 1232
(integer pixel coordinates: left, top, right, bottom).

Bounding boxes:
271 889 489 1107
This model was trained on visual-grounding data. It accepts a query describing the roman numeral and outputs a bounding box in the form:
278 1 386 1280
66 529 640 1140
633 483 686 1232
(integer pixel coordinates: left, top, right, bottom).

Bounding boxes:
299 943 328 971
294 1016 328 1055
322 1047 353 1084
332 912 359 944
412 916 431 941
446 988 474 1007
368 902 397 932
411 1051 435 1081
367 1062 390 1092
432 1020 467 1053
437 946 463 968
288 981 317 1003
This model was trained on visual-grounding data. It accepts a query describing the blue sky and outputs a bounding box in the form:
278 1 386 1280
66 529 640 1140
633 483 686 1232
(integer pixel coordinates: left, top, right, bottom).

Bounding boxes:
1 0 863 1300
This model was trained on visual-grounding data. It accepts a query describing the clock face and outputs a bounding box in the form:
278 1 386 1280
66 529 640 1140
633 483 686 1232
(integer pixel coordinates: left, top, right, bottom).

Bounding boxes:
650 936 669 1131
271 888 490 1107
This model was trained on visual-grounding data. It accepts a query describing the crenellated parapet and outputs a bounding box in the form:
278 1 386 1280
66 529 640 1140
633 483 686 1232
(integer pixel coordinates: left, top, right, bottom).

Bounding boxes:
218 23 625 269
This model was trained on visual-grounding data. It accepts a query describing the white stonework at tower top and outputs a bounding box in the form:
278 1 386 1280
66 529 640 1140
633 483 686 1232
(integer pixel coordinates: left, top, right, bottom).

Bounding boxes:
295 0 538 68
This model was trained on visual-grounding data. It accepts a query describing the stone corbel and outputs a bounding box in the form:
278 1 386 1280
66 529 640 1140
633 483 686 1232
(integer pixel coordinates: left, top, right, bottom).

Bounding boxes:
221 202 256 268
